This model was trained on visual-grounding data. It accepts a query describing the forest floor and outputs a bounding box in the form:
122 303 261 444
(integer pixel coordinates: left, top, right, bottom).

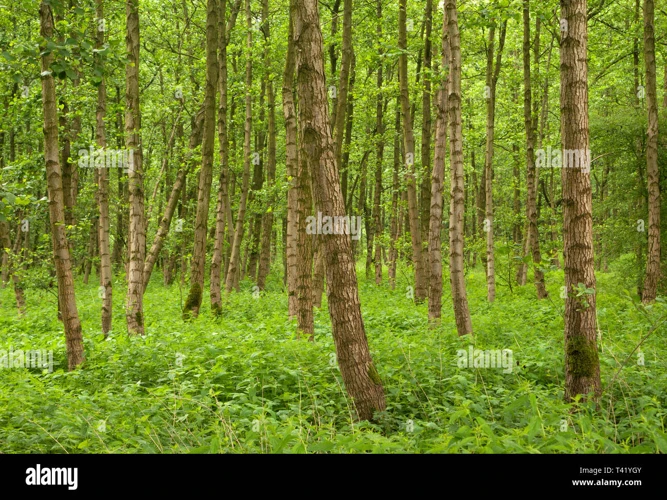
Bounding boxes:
1 258 666 453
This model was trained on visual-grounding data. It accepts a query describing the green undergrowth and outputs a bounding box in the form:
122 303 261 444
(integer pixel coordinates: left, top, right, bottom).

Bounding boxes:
1 263 666 454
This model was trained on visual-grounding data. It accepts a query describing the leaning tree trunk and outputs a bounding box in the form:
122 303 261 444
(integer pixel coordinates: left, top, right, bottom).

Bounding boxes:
293 0 386 421
183 0 218 319
125 0 146 335
560 0 601 402
446 0 473 336
40 0 85 369
428 9 449 324
399 0 427 304
641 0 661 303
144 107 203 292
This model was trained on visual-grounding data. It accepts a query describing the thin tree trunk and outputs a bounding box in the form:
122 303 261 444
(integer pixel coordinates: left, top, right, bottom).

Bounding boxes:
399 0 427 304
428 9 449 324
183 0 218 319
144 109 203 293
373 7 384 286
125 0 146 335
283 15 299 318
522 0 548 299
445 0 473 336
256 0 275 290
95 0 112 337
420 0 433 269
388 100 400 289
483 21 506 303
40 0 85 369
225 0 252 293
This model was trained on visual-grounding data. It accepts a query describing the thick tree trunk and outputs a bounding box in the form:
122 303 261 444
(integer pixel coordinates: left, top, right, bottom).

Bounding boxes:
125 0 146 335
641 0 661 303
560 0 601 402
183 0 218 319
293 0 386 421
445 0 473 336
40 0 85 369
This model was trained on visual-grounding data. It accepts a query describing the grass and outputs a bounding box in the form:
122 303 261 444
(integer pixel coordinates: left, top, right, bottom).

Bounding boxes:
1 259 666 453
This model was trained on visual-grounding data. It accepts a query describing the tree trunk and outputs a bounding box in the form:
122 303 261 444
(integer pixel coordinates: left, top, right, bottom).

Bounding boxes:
445 0 473 336
420 0 433 267
293 0 386 421
428 9 449 324
373 8 384 286
125 0 146 335
225 0 252 293
283 15 299 318
560 0 601 402
144 109 203 293
40 0 85 369
95 0 112 337
399 0 427 304
641 0 661 303
522 0 548 299
483 22 506 303
183 0 218 319
388 100 401 289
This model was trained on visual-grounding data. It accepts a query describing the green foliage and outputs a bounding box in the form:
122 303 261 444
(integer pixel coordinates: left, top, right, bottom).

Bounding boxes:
1 267 666 454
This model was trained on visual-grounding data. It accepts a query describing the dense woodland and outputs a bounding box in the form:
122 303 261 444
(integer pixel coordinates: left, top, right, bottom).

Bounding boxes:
0 0 666 453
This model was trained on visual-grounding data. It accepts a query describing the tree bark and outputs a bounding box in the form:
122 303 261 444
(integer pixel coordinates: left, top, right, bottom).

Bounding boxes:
293 0 386 421
483 21 506 303
428 9 449 324
521 0 548 299
225 0 253 293
446 0 473 336
560 0 601 402
40 0 85 369
399 0 427 304
183 0 218 319
641 0 661 303
283 15 299 318
125 0 146 335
